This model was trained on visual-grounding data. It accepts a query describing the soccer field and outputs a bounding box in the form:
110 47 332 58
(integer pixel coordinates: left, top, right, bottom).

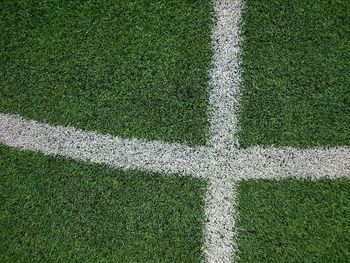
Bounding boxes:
1 0 349 262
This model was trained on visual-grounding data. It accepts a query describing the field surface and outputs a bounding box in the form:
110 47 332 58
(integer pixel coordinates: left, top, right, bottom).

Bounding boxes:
237 179 350 262
0 145 205 262
0 0 349 262
238 0 350 147
0 0 213 145
235 1 350 260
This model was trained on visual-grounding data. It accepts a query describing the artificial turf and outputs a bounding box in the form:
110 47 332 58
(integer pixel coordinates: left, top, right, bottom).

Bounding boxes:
0 145 206 262
237 179 350 262
238 0 350 147
0 0 213 145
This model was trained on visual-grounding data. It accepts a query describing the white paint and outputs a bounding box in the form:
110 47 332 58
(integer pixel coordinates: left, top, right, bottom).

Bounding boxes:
232 147 350 180
204 178 237 263
209 0 243 149
0 112 211 178
2 113 349 182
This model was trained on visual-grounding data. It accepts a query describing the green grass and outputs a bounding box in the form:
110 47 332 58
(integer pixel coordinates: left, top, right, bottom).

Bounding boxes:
237 179 350 262
0 0 213 145
0 145 206 262
238 0 350 147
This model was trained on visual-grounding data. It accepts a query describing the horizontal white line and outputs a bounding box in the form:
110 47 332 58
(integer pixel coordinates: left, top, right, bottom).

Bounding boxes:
0 112 214 178
1 113 349 181
229 147 350 180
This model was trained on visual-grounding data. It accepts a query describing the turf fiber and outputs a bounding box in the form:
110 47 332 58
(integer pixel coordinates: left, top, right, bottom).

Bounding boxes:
238 0 350 147
0 0 213 145
237 179 350 262
0 145 206 262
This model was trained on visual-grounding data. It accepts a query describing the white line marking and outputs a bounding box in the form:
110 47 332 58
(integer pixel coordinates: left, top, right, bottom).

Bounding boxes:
1 113 349 182
205 1 242 261
0 113 212 178
225 147 350 180
209 0 243 149
204 178 237 263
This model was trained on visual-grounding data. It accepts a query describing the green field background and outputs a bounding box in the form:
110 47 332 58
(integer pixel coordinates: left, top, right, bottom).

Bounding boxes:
238 0 350 147
0 0 213 145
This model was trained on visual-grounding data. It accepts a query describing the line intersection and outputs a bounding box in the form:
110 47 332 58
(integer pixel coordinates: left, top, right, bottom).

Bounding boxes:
1 0 349 262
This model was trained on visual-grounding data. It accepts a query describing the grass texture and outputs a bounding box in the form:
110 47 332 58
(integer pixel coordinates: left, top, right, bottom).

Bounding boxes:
0 0 213 145
0 145 206 262
238 0 350 147
237 179 350 262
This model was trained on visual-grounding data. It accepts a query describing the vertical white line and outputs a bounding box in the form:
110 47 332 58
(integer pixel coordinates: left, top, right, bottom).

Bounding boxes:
209 0 243 149
204 177 238 262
